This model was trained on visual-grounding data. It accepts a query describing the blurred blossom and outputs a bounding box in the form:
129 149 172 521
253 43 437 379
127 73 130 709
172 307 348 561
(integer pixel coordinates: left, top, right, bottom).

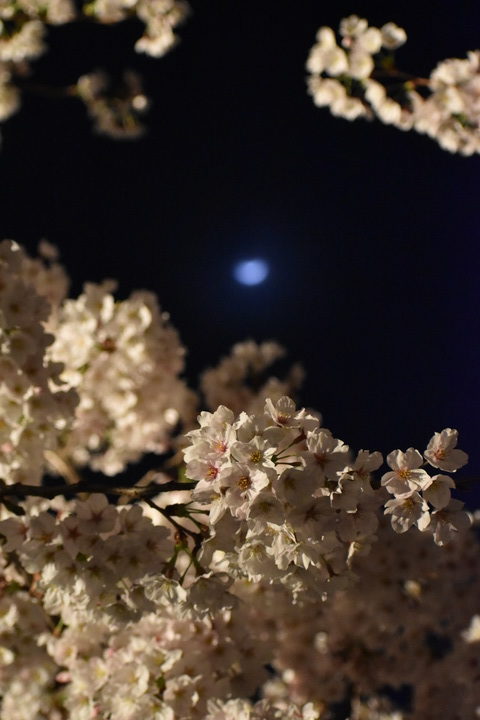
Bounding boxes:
76 70 150 140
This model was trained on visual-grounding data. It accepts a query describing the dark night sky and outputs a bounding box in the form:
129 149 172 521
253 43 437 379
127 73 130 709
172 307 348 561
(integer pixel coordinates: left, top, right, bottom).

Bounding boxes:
1 1 479 501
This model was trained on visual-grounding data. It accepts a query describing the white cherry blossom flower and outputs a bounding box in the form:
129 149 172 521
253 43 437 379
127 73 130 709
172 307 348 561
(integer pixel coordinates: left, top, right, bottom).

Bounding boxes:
429 498 471 545
248 492 284 532
264 396 309 430
384 490 431 533
274 467 322 505
349 449 383 478
231 436 276 472
304 428 350 480
76 494 117 535
287 496 337 542
336 505 379 542
424 428 468 472
222 464 271 519
339 15 368 39
185 456 225 485
422 473 456 509
0 517 28 550
381 448 430 495
381 22 407 49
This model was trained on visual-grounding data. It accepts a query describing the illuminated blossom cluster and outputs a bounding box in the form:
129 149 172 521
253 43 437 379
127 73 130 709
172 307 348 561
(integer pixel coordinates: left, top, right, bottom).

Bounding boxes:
0 494 173 621
0 239 476 719
3 8 480 155
204 698 320 720
185 397 470 598
0 0 75 63
0 0 75 124
0 0 189 137
76 70 150 139
19 240 70 315
0 584 58 720
240 517 480 719
307 17 409 122
419 52 480 153
382 431 469 543
86 0 189 57
0 493 300 720
0 240 77 485
185 397 383 597
307 15 480 155
50 281 195 474
201 341 304 416
53 598 271 719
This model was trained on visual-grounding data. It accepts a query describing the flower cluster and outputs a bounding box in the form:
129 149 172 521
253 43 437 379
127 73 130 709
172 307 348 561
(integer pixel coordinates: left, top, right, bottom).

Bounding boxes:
382 430 469 542
0 583 59 720
204 698 320 720
0 0 75 63
0 238 477 719
307 15 480 155
77 70 150 140
239 516 480 718
185 397 471 599
53 599 271 719
0 0 189 139
86 0 189 58
419 52 480 154
50 280 195 474
0 0 75 125
185 397 382 598
306 17 409 123
0 240 77 485
0 494 174 622
0 493 291 720
19 239 70 316
200 340 304 416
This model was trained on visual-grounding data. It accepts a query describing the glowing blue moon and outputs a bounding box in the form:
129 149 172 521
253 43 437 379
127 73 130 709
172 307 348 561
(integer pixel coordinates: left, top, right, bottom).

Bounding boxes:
233 259 269 286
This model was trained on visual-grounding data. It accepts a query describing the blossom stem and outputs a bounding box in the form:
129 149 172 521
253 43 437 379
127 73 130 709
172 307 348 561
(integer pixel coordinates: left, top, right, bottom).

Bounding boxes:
144 498 200 541
372 68 431 86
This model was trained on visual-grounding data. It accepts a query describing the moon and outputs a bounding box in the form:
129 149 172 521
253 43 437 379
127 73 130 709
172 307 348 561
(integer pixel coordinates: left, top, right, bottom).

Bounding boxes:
233 259 269 286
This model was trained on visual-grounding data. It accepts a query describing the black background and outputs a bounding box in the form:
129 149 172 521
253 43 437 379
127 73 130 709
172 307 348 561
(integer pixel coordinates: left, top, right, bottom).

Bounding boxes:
1 0 479 501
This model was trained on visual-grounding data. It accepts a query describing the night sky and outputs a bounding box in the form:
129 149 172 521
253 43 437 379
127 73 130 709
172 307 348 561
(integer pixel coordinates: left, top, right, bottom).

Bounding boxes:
1 1 479 501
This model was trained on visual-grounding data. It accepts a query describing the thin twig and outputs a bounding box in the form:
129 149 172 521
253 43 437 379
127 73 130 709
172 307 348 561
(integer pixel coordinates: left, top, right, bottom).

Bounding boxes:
144 497 199 540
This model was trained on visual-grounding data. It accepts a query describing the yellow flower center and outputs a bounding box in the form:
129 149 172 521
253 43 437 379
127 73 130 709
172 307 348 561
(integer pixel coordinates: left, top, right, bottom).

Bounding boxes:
250 450 263 464
238 475 252 491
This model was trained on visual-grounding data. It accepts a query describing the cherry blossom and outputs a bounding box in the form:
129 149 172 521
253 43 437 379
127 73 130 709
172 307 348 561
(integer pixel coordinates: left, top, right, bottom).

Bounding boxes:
307 15 480 155
0 239 475 719
424 428 469 472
